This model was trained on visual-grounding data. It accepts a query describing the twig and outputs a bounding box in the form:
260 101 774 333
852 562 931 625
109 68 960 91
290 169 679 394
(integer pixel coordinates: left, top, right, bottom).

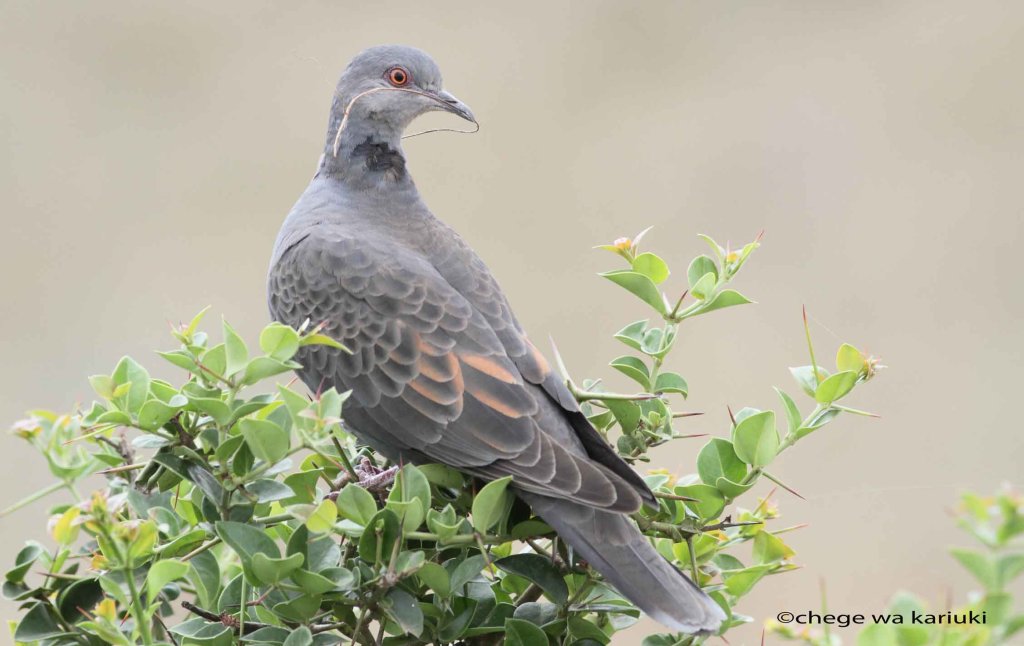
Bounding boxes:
181 601 267 635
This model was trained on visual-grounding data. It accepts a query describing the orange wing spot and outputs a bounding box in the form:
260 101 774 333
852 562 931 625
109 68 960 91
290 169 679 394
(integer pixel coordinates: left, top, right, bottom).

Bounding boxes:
527 341 551 375
459 353 520 384
408 373 462 406
417 351 458 381
416 334 447 357
466 386 528 419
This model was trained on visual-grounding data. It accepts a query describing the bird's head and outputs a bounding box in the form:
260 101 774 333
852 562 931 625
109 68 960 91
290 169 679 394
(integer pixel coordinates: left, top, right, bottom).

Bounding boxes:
326 45 475 160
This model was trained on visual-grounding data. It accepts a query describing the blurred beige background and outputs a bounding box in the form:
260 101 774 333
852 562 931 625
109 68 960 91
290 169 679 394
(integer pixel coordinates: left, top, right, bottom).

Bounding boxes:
2 1 1022 643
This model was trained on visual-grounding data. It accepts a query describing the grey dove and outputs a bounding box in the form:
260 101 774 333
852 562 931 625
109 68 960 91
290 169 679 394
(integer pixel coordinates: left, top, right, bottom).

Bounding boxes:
267 44 726 635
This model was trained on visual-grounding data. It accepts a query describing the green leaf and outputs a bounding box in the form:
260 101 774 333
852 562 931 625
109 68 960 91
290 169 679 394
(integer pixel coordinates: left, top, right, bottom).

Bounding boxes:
632 252 670 284
715 476 756 498
677 484 726 520
89 374 116 399
137 396 185 431
505 617 550 646
836 343 864 373
697 289 753 314
112 356 150 415
184 307 211 337
260 323 301 361
774 388 801 437
215 521 280 583
732 410 779 467
722 564 773 596
600 270 668 314
159 528 206 558
568 616 611 643
272 593 323 623
950 548 997 589
182 383 232 426
997 553 1024 587
336 484 378 525
291 568 340 595
495 554 569 604
383 587 424 636
13 602 64 641
200 344 227 380
127 520 159 563
614 320 648 351
283 626 314 646
170 617 232 644
242 356 297 386
146 559 189 599
450 554 489 592
240 418 290 465
252 551 304 585
386 465 431 532
426 505 463 543
222 319 249 376
514 601 558 627
188 551 221 608
245 479 295 503
790 365 829 397
52 507 80 545
605 400 641 434
687 255 718 289
305 499 338 534
793 408 841 441
299 333 348 350
160 349 201 373
814 370 858 403
357 509 400 565
697 438 746 486
691 272 716 300
56 578 103 624
609 356 651 389
653 372 688 396
752 532 794 564
394 550 425 576
418 561 451 598
472 476 513 533
6 543 45 584
418 463 466 489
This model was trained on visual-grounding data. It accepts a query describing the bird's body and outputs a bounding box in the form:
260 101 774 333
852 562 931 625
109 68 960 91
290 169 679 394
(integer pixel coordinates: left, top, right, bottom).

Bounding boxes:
268 45 725 635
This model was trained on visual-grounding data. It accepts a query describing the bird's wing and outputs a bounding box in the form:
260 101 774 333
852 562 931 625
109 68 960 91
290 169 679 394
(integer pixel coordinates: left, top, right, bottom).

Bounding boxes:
269 232 653 513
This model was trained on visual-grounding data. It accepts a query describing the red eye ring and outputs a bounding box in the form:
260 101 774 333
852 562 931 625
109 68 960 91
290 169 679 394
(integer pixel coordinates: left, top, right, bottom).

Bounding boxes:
387 66 410 87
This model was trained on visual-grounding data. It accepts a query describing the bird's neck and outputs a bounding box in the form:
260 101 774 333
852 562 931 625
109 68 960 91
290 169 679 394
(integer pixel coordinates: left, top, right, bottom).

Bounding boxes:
317 112 414 190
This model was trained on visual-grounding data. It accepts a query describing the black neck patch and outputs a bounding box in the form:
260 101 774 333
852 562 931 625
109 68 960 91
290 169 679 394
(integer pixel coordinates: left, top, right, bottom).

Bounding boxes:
352 139 406 176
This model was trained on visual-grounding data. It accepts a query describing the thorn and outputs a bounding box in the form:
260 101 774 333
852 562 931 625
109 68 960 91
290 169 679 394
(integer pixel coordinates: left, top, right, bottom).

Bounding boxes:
756 229 766 243
762 471 806 501
654 491 699 502
670 289 689 317
672 432 709 439
753 487 779 515
548 336 572 384
727 405 736 426
773 523 810 535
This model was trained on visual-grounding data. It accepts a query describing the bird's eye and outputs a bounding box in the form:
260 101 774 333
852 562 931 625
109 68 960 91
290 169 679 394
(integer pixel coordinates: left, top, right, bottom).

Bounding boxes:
387 67 410 87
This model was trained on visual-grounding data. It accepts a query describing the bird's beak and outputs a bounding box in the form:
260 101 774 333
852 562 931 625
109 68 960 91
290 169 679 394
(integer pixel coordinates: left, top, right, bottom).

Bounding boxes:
436 90 475 123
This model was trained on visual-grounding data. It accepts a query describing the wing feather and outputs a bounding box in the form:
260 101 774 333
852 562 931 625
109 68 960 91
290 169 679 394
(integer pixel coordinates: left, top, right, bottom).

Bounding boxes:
268 232 651 513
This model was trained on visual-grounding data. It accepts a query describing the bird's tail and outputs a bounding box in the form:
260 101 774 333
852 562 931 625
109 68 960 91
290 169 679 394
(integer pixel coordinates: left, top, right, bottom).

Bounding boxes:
518 491 726 635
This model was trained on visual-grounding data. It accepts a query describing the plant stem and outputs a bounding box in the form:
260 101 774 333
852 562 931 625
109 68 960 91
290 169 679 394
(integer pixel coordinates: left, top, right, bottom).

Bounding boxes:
125 567 154 646
0 480 65 517
237 573 247 639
